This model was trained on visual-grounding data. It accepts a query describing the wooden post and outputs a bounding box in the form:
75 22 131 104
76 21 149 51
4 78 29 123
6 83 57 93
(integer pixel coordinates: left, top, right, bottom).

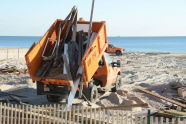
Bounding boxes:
184 118 186 124
166 118 169 124
160 117 163 124
56 104 60 124
21 105 25 124
77 106 80 123
111 110 114 124
121 111 124 124
135 116 138 124
25 105 28 124
81 106 84 124
99 107 101 124
94 107 97 124
130 113 133 124
18 48 19 59
53 104 56 124
155 117 158 124
7 48 8 59
33 105 36 124
7 103 10 124
37 105 40 124
72 106 75 123
102 109 105 124
10 104 14 124
86 107 88 124
18 105 21 124
147 109 151 124
61 105 64 124
29 105 33 124
49 105 52 124
0 103 2 124
177 117 180 124
172 118 175 124
90 107 92 124
14 104 17 124
116 111 119 124
126 113 128 124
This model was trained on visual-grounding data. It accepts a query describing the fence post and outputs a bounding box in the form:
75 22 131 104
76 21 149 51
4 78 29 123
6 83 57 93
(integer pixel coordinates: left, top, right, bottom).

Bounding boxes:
147 109 151 124
81 106 84 124
3 103 7 124
14 104 17 124
0 103 2 124
160 117 163 124
10 104 14 124
18 48 19 59
77 105 80 123
18 105 21 124
177 117 180 124
7 48 8 59
7 103 10 124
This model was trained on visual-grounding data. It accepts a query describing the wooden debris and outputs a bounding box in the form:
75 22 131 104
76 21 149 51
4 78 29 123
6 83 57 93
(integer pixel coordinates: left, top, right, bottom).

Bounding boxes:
101 103 148 110
62 55 74 89
138 88 186 108
164 109 186 116
178 87 186 98
0 65 26 74
172 97 186 104
154 111 175 118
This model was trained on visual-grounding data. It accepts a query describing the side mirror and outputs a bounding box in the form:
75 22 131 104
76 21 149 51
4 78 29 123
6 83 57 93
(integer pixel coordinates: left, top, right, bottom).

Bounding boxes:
117 60 121 67
111 60 121 67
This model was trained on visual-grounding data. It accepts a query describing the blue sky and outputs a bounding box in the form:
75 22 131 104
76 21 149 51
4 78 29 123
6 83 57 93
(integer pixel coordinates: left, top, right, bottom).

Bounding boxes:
0 0 186 36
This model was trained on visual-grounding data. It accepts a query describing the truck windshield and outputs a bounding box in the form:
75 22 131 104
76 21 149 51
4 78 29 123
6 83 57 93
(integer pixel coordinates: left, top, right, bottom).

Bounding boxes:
105 53 112 65
109 44 115 48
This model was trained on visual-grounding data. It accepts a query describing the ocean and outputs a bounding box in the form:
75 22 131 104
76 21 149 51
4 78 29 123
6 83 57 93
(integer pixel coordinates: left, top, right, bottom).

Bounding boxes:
0 36 186 52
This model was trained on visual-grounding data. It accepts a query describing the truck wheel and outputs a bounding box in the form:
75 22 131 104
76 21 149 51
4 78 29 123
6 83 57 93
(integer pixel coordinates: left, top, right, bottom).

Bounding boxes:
112 76 121 92
89 85 98 102
116 50 122 56
46 95 62 102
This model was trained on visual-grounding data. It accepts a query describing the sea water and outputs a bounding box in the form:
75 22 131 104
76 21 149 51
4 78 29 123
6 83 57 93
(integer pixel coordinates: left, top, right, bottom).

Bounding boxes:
0 36 186 52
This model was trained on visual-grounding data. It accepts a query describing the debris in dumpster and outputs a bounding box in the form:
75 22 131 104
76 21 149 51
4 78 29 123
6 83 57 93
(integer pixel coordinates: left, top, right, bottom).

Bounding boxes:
36 6 88 81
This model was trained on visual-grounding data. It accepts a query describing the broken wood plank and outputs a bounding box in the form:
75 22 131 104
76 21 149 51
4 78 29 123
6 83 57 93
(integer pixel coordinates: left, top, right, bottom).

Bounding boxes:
62 54 74 89
155 111 175 118
164 109 186 116
101 103 148 110
138 88 186 108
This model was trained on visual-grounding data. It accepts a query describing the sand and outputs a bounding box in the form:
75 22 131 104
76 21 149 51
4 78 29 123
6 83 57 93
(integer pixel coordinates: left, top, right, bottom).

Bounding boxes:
0 51 186 113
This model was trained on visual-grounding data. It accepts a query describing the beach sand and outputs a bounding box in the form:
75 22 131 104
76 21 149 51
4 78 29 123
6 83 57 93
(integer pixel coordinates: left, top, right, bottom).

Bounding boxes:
0 51 186 113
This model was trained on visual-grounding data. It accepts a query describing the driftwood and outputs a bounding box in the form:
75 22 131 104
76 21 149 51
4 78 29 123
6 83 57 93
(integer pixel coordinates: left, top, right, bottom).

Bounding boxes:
0 65 26 74
164 109 186 116
138 88 186 108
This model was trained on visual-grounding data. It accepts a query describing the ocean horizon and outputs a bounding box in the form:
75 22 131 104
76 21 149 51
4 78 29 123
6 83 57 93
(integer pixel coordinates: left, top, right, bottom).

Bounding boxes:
0 36 186 52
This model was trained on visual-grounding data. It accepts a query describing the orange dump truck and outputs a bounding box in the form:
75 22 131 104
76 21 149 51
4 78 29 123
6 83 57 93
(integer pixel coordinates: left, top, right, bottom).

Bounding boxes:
106 43 125 56
25 8 121 103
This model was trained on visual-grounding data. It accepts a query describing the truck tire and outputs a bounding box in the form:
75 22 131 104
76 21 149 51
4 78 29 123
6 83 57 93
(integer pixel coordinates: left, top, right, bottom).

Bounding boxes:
112 76 121 92
46 95 62 102
116 50 122 56
83 84 98 102
89 85 98 102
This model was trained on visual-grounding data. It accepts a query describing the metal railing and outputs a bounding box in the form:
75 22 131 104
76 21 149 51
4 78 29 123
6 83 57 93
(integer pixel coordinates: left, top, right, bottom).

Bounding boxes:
0 103 185 124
